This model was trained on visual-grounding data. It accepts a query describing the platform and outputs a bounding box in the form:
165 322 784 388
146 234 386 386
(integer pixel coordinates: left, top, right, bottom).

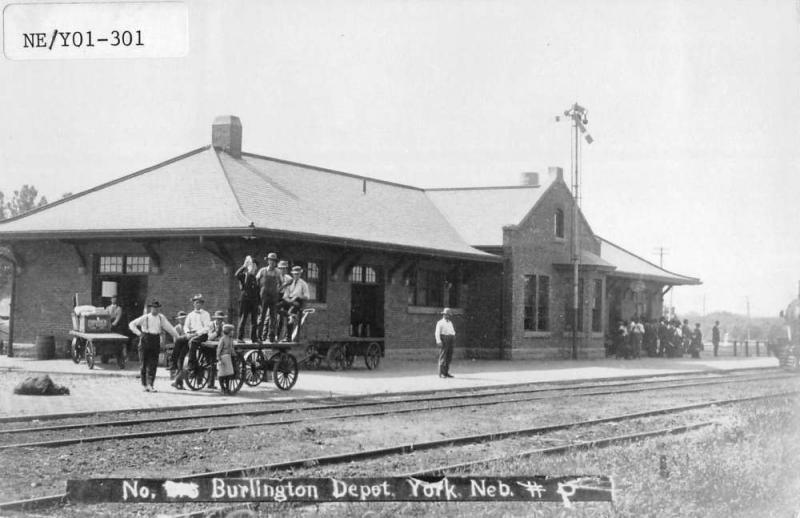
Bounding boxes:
0 352 781 420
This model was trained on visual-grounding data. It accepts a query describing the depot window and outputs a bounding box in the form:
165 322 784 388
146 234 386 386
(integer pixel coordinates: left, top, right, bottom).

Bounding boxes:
98 255 150 275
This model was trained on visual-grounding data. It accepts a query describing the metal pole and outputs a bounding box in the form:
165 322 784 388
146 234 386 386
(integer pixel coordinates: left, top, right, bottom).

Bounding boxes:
571 107 580 360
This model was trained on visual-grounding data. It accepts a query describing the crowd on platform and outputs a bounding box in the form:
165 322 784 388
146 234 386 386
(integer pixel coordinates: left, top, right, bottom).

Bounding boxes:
609 317 707 360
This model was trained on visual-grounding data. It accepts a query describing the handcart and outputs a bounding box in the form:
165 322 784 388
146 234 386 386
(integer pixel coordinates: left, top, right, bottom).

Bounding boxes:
69 306 127 369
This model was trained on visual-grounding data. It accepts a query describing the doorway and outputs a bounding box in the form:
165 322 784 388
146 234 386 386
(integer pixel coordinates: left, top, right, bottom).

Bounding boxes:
349 265 384 338
92 274 148 331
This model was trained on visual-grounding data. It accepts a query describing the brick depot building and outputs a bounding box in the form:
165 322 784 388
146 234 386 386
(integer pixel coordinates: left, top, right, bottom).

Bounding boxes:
0 116 699 360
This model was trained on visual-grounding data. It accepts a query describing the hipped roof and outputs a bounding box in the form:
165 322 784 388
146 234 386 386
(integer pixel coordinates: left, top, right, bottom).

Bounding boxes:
0 146 496 262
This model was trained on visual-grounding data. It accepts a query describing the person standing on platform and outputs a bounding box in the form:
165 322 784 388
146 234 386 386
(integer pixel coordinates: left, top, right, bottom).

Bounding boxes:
631 318 645 359
235 256 260 343
657 317 670 357
435 308 456 378
128 300 179 392
690 323 703 358
172 294 211 390
280 266 310 341
712 321 721 357
256 252 283 342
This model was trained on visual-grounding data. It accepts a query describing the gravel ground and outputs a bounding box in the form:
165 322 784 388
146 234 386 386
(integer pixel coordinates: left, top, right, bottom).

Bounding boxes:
1 375 796 514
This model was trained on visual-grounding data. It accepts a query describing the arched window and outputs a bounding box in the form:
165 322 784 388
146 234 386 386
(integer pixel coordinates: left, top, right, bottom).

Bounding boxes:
554 209 565 238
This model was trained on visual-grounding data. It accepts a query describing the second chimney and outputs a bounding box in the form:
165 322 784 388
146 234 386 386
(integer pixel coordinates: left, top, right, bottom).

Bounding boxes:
520 172 539 187
212 115 242 158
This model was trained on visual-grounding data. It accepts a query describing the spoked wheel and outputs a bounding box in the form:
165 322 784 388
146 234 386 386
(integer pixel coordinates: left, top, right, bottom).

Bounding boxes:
305 344 322 370
185 351 213 391
272 352 298 391
244 350 267 387
220 355 245 395
71 337 83 364
365 342 381 370
326 344 346 371
343 344 355 370
85 341 95 370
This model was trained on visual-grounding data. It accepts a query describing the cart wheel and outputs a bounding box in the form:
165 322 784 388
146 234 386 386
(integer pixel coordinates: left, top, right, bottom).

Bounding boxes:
220 354 245 395
305 344 322 370
365 342 381 370
273 352 298 391
185 351 212 391
244 350 266 387
117 350 127 370
85 341 95 370
343 344 355 370
326 344 345 371
70 337 82 364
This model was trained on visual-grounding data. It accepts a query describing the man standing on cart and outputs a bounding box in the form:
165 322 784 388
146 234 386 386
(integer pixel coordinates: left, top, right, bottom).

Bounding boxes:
172 294 212 390
279 265 310 342
129 300 179 392
256 252 283 343
235 256 260 343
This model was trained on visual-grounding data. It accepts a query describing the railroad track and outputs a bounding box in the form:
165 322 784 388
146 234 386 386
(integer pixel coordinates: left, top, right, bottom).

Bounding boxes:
0 365 780 427
4 389 796 514
0 370 792 450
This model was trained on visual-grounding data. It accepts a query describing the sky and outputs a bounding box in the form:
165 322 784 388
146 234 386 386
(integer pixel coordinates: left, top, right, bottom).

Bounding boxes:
1 0 799 317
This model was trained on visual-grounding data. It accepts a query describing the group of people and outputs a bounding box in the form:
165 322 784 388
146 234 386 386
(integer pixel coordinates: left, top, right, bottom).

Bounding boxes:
611 317 705 359
125 251 311 392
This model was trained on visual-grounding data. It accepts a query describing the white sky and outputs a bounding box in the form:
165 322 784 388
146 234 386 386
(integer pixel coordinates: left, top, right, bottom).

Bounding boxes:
1 0 799 317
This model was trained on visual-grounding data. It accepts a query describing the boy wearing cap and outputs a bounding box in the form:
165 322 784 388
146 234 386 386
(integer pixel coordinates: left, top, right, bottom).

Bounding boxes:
434 308 456 378
235 256 260 343
256 252 284 342
173 294 212 390
129 300 179 392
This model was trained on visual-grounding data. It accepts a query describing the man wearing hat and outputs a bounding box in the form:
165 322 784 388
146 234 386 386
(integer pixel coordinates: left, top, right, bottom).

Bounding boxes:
129 300 180 392
434 308 456 378
172 294 212 390
256 252 285 342
279 265 310 341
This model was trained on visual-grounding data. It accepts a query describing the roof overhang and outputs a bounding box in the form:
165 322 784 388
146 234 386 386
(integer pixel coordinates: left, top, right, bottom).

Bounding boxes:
605 270 702 286
0 226 502 264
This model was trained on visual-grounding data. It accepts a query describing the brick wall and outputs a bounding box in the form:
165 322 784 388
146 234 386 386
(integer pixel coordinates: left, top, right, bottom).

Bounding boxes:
9 237 503 361
502 179 606 359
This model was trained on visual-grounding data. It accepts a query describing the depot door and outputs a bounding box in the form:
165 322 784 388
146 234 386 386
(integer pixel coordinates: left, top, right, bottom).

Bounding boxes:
349 265 384 338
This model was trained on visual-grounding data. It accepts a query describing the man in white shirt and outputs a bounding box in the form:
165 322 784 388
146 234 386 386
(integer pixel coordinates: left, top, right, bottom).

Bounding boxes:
172 294 212 390
129 300 179 392
435 308 456 378
279 265 310 342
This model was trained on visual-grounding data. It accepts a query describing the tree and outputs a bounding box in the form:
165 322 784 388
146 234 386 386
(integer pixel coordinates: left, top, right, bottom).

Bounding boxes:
5 185 47 217
0 191 5 220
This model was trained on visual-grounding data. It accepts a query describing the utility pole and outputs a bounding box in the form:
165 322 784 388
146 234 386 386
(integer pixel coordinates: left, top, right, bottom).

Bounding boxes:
557 103 593 360
746 296 751 343
653 247 669 268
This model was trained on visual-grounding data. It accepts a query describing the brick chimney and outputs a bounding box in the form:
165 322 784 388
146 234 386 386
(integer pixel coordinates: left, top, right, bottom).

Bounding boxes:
212 115 242 158
548 166 564 182
520 172 540 187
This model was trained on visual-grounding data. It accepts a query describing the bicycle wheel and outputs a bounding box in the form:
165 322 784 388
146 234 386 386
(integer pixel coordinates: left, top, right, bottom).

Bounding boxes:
243 350 266 387
185 351 212 391
273 352 298 391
